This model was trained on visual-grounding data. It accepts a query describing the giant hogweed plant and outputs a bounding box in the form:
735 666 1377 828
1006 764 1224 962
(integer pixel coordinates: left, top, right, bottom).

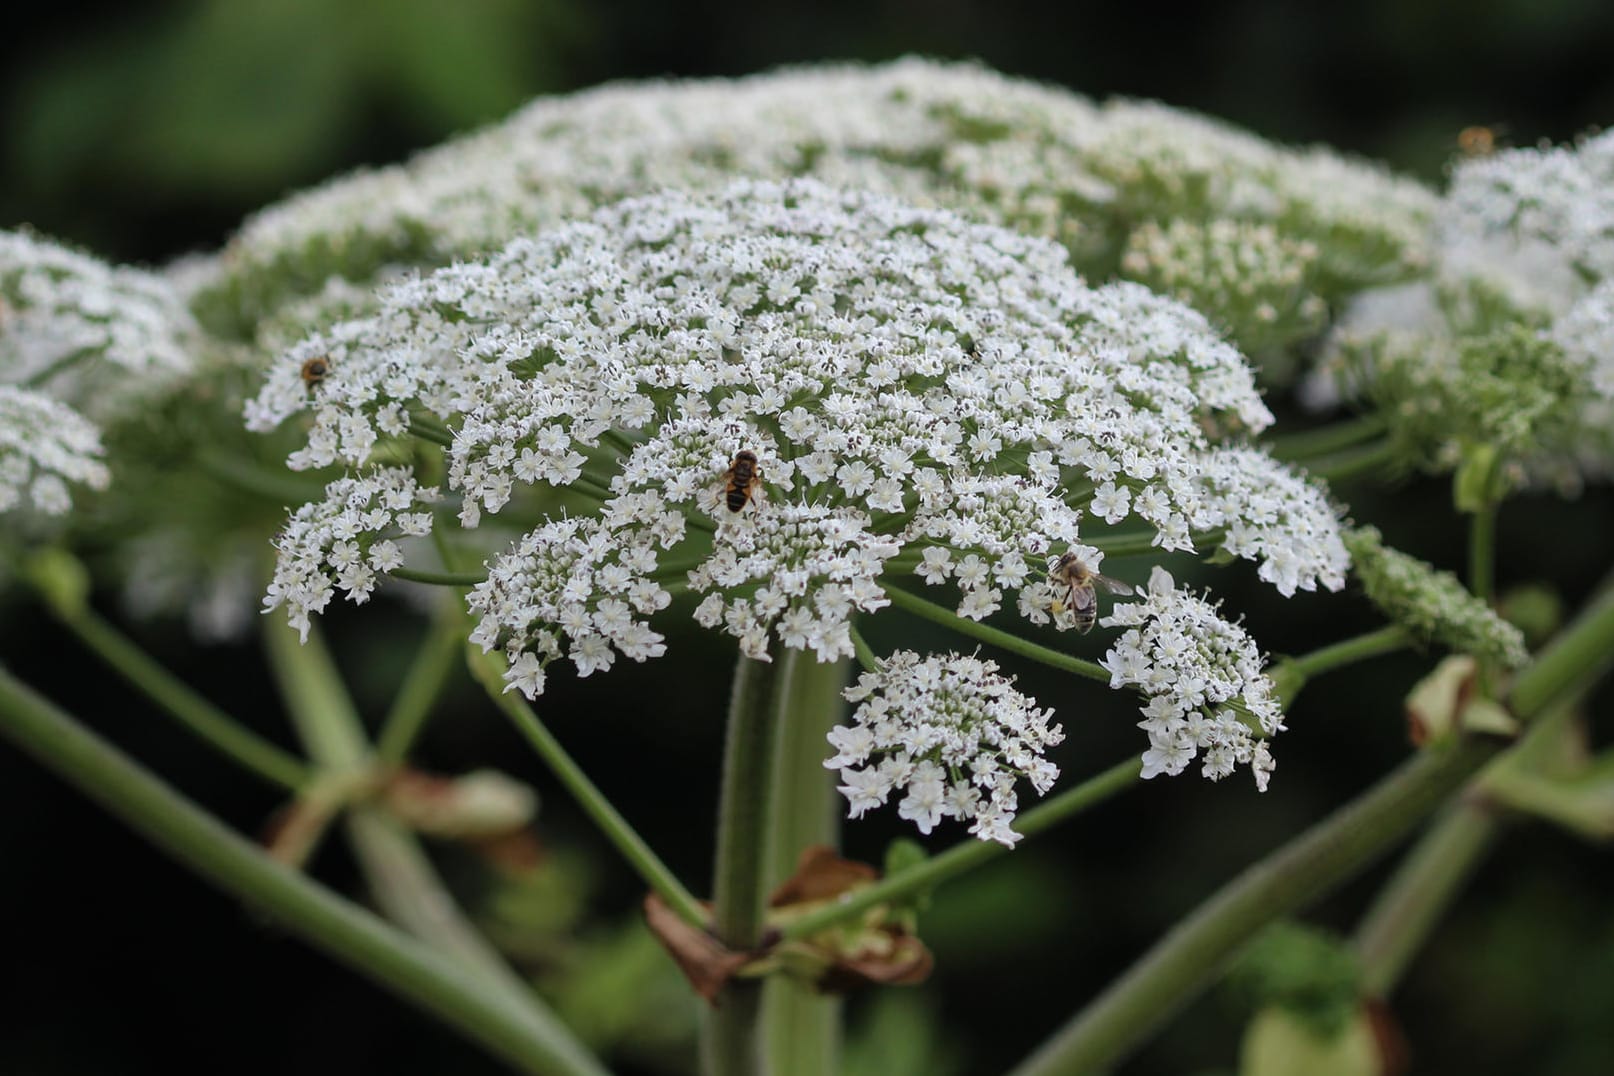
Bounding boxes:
2 60 1612 1076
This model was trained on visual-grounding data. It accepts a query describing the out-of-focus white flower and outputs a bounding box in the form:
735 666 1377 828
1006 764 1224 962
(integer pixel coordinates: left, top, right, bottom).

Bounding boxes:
253 182 1343 696
209 58 1434 358
0 386 110 516
1102 566 1282 790
1 230 199 421
827 651 1065 846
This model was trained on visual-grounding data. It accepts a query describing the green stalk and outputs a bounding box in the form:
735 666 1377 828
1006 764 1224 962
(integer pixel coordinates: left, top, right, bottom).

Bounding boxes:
469 648 707 929
781 756 1140 942
54 604 309 792
0 668 605 1076
1352 798 1500 997
1268 414 1389 462
1007 584 1614 1076
880 585 1110 684
703 645 787 1076
763 652 852 1076
263 622 539 1001
1353 693 1582 997
1088 528 1223 560
1305 440 1400 484
1274 625 1414 704
376 602 470 764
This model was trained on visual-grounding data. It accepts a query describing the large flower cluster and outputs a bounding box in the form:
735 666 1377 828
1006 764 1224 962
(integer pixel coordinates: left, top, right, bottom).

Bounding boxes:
1 230 200 515
253 182 1346 695
826 651 1065 847
207 59 1433 375
1102 567 1281 789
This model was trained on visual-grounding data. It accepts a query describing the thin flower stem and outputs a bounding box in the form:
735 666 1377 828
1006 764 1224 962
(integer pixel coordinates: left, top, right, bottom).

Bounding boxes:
376 601 469 764
780 756 1141 942
1008 584 1614 1076
1281 625 1413 682
1088 527 1224 560
848 624 881 673
467 649 707 929
195 450 328 505
1305 439 1401 484
0 668 606 1076
408 412 455 447
880 585 1110 684
263 622 541 1002
705 643 788 1076
1268 414 1389 462
51 604 309 792
391 566 487 587
764 651 851 1076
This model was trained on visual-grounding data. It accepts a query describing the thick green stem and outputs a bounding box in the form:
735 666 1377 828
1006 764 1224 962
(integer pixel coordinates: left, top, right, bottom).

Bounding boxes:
1353 693 1582 997
0 668 605 1076
1352 798 1499 997
1008 584 1614 1076
782 756 1140 942
1011 740 1500 1076
468 649 707 929
263 623 539 1002
763 652 851 1076
880 585 1110 684
55 605 309 792
704 645 787 1076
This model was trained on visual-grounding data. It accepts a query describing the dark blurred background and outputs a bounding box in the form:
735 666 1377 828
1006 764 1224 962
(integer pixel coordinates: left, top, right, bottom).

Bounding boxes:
4 3 1614 1075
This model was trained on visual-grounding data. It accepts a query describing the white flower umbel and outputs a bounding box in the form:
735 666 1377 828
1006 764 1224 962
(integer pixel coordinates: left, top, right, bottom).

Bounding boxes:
1102 567 1282 790
1192 447 1349 597
0 386 110 516
264 467 441 641
827 651 1064 847
255 180 1343 698
1 230 198 421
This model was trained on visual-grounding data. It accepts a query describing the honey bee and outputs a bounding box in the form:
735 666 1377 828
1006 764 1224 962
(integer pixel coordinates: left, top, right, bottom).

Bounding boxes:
1049 552 1134 634
720 450 764 514
300 354 331 387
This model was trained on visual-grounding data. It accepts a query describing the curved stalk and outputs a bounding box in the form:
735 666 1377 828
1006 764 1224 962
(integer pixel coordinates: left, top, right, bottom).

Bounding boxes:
376 601 470 764
53 603 309 792
0 668 605 1076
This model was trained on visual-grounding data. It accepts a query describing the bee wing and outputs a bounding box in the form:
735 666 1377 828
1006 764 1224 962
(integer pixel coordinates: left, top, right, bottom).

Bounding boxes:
1070 584 1098 616
1093 574 1135 596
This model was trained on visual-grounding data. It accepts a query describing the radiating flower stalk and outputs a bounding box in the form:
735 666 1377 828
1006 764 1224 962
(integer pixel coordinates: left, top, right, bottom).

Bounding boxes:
4 57 1614 1076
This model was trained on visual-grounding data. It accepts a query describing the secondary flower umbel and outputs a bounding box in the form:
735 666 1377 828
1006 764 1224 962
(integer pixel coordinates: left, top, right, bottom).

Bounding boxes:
827 651 1064 847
